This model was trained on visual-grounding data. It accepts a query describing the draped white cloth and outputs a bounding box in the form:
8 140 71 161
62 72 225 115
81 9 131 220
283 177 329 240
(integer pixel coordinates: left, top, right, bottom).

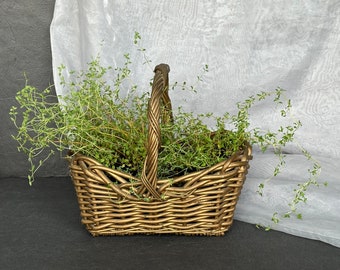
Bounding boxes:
50 0 340 247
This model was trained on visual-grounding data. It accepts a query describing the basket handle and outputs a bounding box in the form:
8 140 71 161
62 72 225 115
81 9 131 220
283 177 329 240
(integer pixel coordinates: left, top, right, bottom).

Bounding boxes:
140 64 171 199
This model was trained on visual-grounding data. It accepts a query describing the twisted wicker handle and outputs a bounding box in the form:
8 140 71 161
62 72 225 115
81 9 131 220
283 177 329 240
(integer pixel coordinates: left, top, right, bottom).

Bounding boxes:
140 64 171 199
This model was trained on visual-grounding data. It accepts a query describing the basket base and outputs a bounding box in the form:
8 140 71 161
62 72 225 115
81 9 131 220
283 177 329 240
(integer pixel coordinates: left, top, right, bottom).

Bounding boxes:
83 221 235 237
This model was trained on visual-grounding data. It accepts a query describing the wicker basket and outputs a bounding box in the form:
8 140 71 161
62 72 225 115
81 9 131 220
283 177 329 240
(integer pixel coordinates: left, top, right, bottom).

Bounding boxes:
69 64 252 236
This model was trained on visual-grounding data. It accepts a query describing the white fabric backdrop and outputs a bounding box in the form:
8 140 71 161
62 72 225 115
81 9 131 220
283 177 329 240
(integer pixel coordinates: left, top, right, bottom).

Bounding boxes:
50 0 340 247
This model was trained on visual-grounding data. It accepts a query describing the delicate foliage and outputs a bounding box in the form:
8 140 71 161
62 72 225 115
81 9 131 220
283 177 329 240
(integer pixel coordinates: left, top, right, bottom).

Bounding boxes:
10 32 323 224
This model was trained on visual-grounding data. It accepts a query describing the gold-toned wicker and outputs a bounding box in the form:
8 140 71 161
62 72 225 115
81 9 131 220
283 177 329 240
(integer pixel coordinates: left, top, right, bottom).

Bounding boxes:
69 64 252 236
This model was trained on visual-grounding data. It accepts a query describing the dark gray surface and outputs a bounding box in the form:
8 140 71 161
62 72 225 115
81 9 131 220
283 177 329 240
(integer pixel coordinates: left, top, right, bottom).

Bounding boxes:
1 177 339 270
0 0 67 178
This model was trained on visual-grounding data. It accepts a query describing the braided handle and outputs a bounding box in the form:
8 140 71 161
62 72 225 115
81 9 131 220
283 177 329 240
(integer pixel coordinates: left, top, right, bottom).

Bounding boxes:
140 64 171 199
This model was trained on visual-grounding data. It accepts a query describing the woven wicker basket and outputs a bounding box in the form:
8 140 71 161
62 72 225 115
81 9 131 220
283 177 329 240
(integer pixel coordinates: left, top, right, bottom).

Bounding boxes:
69 64 252 236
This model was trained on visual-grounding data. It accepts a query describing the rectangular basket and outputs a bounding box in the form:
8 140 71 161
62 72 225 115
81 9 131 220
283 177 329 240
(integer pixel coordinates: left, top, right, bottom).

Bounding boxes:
69 64 252 236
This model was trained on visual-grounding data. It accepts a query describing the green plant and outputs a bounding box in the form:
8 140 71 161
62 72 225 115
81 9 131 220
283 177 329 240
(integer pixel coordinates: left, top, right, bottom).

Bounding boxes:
10 32 324 225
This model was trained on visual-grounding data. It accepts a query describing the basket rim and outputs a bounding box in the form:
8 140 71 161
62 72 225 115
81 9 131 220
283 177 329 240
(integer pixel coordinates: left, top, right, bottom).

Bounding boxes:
69 142 252 201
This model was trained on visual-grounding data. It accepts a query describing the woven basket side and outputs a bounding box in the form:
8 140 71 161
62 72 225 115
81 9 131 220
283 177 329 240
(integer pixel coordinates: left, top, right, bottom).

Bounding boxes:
69 144 251 236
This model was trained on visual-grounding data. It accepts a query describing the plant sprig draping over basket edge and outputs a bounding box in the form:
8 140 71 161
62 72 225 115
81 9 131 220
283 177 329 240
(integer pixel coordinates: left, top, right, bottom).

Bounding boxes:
9 33 325 226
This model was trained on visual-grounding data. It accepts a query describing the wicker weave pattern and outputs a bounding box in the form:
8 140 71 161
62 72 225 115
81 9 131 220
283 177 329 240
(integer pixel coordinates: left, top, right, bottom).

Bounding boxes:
69 64 252 236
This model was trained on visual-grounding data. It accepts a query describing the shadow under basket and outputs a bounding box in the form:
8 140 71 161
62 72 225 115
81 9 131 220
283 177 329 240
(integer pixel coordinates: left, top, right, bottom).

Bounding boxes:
69 63 252 236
